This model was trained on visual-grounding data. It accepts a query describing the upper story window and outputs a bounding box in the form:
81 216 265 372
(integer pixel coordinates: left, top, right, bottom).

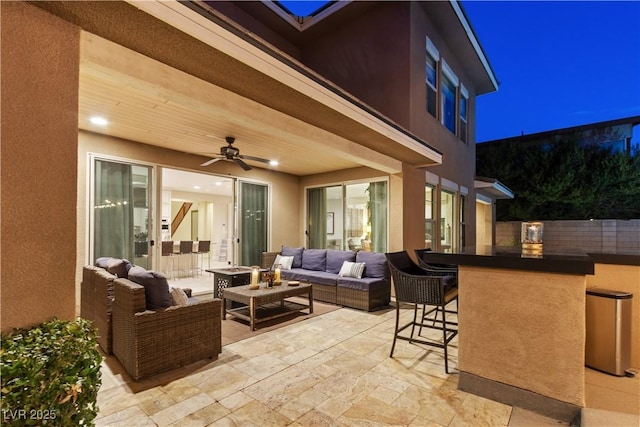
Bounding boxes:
426 36 470 142
425 38 439 118
459 85 469 143
440 60 459 134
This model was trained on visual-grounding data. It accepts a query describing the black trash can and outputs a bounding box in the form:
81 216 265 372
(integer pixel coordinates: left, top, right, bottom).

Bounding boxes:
585 288 633 376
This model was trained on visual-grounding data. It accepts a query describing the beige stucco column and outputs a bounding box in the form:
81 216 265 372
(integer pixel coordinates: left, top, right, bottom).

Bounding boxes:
458 266 586 419
1 2 80 331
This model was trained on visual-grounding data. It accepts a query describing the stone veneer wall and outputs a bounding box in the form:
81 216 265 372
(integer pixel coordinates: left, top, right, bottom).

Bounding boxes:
496 219 640 253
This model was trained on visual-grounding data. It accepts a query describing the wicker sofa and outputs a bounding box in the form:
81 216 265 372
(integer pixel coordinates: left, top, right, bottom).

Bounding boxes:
112 277 221 380
262 247 390 311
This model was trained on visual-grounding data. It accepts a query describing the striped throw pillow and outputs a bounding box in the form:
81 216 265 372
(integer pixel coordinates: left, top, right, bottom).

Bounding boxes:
338 261 365 279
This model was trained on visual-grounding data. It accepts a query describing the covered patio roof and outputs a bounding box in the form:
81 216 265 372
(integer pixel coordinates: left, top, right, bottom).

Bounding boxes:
37 0 443 176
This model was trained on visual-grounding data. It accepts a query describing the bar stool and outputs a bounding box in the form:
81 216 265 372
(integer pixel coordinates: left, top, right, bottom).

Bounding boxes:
179 240 195 277
161 241 175 280
386 250 459 374
196 240 211 275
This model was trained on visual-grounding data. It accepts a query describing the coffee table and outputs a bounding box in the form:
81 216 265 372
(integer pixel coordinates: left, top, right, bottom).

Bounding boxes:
222 282 313 331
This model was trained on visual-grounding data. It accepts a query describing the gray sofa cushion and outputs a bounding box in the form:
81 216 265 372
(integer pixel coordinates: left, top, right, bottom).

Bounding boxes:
356 251 388 278
282 269 338 286
282 246 304 268
95 257 111 269
106 258 133 278
127 266 172 310
326 250 356 274
302 249 327 271
337 277 389 292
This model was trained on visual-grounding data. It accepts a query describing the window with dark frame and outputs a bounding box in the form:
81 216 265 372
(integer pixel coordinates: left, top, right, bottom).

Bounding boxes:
441 74 456 134
459 89 468 143
426 53 438 117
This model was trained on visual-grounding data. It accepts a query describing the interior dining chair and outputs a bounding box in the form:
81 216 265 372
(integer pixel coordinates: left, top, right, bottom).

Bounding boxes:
385 250 459 373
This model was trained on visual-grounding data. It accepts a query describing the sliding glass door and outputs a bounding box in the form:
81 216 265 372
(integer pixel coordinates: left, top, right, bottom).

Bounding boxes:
91 158 152 268
238 181 269 266
307 180 387 252
307 187 327 249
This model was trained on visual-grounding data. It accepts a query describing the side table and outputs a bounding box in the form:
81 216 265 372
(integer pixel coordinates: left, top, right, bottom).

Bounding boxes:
206 267 252 308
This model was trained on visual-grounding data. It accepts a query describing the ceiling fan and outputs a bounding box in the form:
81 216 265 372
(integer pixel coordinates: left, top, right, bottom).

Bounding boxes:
200 136 271 171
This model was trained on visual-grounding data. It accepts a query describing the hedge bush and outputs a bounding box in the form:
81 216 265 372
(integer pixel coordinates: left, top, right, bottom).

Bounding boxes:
1 318 103 426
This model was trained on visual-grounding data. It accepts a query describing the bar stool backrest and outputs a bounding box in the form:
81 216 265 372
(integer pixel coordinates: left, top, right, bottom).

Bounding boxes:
180 240 193 254
197 240 210 253
161 241 174 257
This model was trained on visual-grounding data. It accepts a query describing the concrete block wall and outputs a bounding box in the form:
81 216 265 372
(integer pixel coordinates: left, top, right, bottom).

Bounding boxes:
496 220 640 253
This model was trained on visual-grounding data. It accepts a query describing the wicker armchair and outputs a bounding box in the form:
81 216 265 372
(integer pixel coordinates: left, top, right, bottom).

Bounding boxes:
385 251 458 373
112 278 222 380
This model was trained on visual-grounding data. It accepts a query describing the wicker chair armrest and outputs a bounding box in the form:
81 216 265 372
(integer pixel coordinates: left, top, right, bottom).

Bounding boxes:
134 298 221 322
113 278 147 314
131 299 221 354
261 251 280 269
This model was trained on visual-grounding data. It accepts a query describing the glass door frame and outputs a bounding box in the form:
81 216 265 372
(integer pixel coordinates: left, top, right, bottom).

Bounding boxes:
236 178 271 267
88 153 156 267
157 166 238 270
305 177 389 252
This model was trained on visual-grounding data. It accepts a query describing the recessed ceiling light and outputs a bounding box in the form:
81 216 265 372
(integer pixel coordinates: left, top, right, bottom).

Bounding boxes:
215 182 222 186
269 160 279 166
194 185 201 190
90 116 108 126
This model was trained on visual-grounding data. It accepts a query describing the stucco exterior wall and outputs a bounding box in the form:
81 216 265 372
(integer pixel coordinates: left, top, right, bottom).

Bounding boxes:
302 2 411 129
300 1 480 251
459 266 586 406
1 2 80 332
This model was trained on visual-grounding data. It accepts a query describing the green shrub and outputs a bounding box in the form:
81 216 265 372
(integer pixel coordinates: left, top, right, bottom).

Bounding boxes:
1 317 103 426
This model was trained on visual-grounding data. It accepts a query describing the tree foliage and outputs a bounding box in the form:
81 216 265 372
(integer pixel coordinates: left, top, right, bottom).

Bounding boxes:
476 137 640 221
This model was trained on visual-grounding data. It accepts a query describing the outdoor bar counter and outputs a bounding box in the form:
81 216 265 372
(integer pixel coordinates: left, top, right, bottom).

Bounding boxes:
420 248 640 421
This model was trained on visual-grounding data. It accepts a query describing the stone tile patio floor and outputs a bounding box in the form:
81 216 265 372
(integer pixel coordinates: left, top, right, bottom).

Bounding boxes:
96 306 566 426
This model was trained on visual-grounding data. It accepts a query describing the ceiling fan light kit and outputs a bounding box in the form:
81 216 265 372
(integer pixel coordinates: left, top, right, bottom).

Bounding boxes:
200 136 273 171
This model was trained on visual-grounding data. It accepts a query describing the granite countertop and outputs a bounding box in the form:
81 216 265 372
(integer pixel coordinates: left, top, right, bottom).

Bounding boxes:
420 247 640 274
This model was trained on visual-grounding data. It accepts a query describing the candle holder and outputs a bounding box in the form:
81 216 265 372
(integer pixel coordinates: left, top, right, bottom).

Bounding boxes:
249 265 260 290
273 263 282 285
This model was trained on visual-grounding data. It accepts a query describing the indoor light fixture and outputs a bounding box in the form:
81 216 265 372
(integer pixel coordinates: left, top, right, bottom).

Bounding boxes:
90 116 108 126
269 160 279 166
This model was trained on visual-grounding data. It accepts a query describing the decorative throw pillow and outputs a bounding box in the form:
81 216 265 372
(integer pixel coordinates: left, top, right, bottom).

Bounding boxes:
127 266 173 310
326 250 356 274
171 287 190 306
338 261 366 279
273 254 294 270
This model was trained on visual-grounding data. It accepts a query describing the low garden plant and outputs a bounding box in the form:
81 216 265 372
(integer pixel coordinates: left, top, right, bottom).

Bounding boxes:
1 317 102 426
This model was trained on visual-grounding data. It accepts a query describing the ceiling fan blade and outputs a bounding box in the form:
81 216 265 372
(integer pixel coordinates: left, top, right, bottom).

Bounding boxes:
235 158 252 171
240 154 271 164
200 157 222 167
